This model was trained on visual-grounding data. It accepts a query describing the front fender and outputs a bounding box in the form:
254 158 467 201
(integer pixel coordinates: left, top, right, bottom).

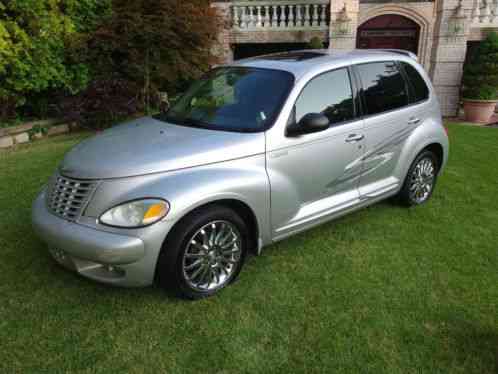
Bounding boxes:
84 154 272 245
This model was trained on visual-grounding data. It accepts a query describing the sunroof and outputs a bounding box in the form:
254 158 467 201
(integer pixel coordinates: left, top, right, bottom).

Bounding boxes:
258 51 327 62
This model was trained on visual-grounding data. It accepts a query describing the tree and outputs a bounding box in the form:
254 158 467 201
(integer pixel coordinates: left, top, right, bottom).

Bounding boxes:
0 0 109 119
84 0 223 113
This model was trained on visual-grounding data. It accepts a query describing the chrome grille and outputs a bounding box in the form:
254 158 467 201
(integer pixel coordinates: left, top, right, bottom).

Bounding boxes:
46 174 97 221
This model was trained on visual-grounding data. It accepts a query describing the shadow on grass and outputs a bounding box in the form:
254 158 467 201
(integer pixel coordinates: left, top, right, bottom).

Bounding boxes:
23 198 424 306
259 199 401 255
444 322 498 373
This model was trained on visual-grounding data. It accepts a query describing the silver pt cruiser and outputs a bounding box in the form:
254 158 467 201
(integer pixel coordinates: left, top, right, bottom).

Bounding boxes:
32 50 449 299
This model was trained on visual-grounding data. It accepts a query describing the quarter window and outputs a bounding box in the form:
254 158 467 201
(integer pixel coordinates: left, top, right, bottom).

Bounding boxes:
357 62 409 115
295 68 355 126
401 62 429 103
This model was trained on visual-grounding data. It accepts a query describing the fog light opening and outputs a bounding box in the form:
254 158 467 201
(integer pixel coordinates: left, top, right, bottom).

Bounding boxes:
103 264 125 277
50 248 66 263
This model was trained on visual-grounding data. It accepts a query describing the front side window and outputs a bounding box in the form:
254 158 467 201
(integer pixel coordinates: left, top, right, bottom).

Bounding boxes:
357 61 409 116
401 62 429 103
157 67 294 132
295 68 355 125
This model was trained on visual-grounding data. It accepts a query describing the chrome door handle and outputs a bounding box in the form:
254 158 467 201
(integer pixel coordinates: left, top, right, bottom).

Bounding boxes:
345 134 364 143
408 117 420 125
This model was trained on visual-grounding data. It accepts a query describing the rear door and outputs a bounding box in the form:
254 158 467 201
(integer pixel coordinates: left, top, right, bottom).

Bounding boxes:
399 61 431 128
354 61 415 199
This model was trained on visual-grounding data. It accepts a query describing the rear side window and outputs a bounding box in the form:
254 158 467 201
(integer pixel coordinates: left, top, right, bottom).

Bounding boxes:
295 68 355 125
401 62 429 103
357 61 409 116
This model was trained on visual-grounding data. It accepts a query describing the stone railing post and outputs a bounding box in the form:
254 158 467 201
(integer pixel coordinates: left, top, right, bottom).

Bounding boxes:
329 0 358 50
211 2 233 63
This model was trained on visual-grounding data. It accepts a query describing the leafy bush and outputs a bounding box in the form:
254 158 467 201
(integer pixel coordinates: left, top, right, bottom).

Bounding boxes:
2 0 222 127
462 32 498 101
28 124 49 140
0 0 110 120
308 37 324 49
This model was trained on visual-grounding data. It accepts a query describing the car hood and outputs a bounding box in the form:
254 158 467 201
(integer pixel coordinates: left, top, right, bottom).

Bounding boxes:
59 117 265 179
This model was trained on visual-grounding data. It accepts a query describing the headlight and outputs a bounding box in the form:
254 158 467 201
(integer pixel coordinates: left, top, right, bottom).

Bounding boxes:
99 199 169 228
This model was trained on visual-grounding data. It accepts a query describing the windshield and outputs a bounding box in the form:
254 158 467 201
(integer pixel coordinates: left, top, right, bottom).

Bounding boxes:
156 67 294 132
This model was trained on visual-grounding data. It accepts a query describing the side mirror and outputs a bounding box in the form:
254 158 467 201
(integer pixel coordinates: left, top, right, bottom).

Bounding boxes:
286 112 330 136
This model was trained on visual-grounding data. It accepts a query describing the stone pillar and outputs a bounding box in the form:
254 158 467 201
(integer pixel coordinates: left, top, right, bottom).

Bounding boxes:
429 0 472 116
329 0 359 50
211 2 234 64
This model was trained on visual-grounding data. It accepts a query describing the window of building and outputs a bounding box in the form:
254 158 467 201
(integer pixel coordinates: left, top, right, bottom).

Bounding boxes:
295 68 355 125
356 61 409 115
401 62 429 103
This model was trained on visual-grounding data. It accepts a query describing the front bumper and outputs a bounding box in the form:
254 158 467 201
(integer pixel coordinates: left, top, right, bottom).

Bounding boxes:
32 191 156 287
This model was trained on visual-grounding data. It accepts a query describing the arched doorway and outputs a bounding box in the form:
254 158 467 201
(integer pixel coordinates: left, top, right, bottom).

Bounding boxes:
357 14 420 55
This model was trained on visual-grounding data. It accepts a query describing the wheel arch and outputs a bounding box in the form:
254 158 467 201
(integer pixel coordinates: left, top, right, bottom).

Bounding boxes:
396 139 444 192
153 197 262 286
165 197 261 255
423 142 444 172
203 198 260 255
395 119 448 182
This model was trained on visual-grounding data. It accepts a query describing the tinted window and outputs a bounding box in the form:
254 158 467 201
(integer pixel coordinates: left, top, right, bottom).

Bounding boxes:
295 68 355 125
156 67 294 132
357 62 409 115
402 62 429 103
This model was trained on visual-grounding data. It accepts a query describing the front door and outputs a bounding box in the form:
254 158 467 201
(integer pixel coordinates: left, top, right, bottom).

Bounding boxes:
267 68 365 239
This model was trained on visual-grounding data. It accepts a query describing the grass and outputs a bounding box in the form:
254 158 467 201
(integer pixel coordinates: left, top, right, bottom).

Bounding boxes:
1 124 497 373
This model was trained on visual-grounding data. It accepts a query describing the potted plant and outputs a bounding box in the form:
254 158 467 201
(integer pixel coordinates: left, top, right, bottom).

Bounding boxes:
461 32 498 123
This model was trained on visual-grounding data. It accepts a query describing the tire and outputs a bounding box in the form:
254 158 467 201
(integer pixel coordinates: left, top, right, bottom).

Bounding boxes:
156 205 248 300
398 150 438 206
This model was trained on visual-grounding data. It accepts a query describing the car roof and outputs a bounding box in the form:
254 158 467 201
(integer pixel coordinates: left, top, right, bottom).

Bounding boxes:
228 49 418 80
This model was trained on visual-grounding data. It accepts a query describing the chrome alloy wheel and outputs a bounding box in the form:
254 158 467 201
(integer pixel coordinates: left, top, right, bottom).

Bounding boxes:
409 157 435 204
182 220 242 291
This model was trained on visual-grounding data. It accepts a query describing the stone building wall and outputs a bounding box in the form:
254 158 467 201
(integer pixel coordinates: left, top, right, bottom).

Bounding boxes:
329 0 359 50
231 29 328 44
211 0 492 117
468 26 498 40
212 2 234 63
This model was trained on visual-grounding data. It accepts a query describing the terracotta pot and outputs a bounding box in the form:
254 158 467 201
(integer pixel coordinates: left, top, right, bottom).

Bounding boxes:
463 99 498 123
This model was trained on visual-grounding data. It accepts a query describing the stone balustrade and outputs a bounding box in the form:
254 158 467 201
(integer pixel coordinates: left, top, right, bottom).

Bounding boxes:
471 0 498 26
231 1 330 30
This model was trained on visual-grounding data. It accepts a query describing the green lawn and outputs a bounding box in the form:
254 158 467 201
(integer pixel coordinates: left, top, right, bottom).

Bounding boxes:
1 124 497 373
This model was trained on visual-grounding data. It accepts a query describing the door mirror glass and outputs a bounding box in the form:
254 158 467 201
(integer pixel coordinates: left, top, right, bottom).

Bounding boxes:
287 112 329 136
